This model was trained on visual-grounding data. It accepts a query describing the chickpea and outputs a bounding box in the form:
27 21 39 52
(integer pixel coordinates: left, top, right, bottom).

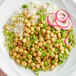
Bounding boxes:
54 55 58 59
59 43 62 47
54 58 58 62
9 51 13 55
16 54 20 58
31 48 35 52
38 42 43 47
31 31 34 35
4 24 9 29
14 38 18 43
46 30 50 34
36 57 40 61
23 55 26 58
42 21 46 24
39 37 44 42
42 41 46 45
31 15 35 19
42 46 45 49
38 24 43 28
50 65 55 70
49 44 52 49
31 21 35 26
46 59 50 64
36 27 40 31
51 38 56 42
10 55 15 59
33 52 36 57
22 61 27 66
14 33 19 38
13 52 17 57
41 66 45 70
20 56 23 60
37 60 41 63
32 67 36 71
60 47 64 51
54 63 58 67
19 48 23 52
60 50 64 54
34 45 39 48
23 50 28 54
28 59 32 63
30 27 34 31
57 33 61 38
26 22 31 27
31 63 35 67
24 19 28 24
50 32 54 37
47 26 51 30
51 48 55 52
28 55 32 59
68 45 72 50
41 29 46 34
23 11 27 16
23 33 30 37
18 41 22 46
28 63 31 66
57 29 60 33
40 62 44 66
46 40 51 44
16 59 20 64
36 64 40 69
26 15 30 18
34 40 38 44
22 38 26 43
12 48 15 52
54 43 59 48
45 34 50 39
37 51 42 56
46 52 50 57
24 27 28 32
66 51 70 55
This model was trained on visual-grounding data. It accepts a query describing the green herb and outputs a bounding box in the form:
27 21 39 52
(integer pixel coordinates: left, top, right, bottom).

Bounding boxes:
22 4 28 8
42 24 47 29
34 5 37 8
44 61 48 66
25 66 29 69
51 60 55 64
28 17 31 20
44 44 50 47
30 51 33 54
23 43 26 47
25 58 28 62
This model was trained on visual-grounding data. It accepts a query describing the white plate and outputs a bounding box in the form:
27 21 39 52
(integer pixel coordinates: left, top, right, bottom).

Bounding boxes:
0 0 76 76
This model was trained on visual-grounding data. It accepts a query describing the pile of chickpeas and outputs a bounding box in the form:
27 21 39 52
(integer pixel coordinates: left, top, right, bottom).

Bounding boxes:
4 10 73 73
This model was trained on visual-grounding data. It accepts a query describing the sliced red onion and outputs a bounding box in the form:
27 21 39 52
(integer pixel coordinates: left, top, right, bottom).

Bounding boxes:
56 10 68 22
65 37 71 45
62 18 72 30
47 13 57 26
56 18 69 28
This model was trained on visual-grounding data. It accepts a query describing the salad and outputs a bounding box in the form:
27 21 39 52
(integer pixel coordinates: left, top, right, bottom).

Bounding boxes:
3 2 75 75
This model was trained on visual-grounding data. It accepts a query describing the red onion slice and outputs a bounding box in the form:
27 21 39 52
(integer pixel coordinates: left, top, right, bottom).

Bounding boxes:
47 13 57 26
54 26 61 30
65 37 71 45
56 10 68 22
56 18 69 28
62 18 72 30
